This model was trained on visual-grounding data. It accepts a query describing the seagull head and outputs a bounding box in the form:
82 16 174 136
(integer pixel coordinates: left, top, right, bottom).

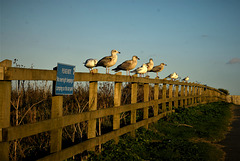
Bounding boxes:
133 56 140 60
161 63 167 66
142 63 147 67
111 49 121 55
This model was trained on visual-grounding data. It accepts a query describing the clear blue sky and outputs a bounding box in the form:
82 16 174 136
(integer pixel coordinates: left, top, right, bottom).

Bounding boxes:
1 0 240 95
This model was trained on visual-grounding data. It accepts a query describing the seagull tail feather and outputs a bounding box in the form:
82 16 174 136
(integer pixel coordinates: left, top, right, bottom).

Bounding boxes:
112 68 119 72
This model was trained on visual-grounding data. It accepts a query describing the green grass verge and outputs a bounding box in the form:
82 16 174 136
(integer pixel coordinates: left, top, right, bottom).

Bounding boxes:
87 102 231 161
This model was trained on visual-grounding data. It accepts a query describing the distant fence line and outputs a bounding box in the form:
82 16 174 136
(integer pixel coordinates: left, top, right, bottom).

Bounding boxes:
0 59 227 161
226 95 240 105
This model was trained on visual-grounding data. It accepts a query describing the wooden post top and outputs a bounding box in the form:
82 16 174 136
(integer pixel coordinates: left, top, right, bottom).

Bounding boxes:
0 59 12 67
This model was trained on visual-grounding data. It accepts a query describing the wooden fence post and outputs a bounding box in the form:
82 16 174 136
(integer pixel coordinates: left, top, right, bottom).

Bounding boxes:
210 89 213 102
199 87 202 103
144 83 149 129
180 85 184 107
88 70 98 150
113 72 122 143
162 82 167 112
206 88 210 103
184 85 188 106
208 89 212 103
0 60 12 161
131 75 137 137
195 86 198 104
192 84 195 105
205 88 208 103
201 86 205 103
169 84 173 111
217 91 220 101
50 96 63 154
198 86 201 103
215 90 218 102
174 82 179 108
154 82 159 116
188 85 192 106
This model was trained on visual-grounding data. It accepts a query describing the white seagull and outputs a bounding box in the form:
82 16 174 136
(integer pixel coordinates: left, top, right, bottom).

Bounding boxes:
112 56 140 76
146 58 154 73
166 72 178 81
83 59 98 72
96 49 121 74
182 76 189 82
131 64 148 77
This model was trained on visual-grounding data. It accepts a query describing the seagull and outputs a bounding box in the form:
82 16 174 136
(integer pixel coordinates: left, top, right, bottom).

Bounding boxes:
96 49 121 74
83 59 98 72
146 58 154 71
131 64 148 77
172 73 179 80
182 76 189 82
149 63 167 78
112 56 140 76
166 72 178 81
145 58 154 76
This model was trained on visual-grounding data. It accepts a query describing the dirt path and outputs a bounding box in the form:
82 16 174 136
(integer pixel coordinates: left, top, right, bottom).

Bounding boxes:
220 105 240 161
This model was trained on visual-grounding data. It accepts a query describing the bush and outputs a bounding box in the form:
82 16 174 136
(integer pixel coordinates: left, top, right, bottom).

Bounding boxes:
88 102 231 161
218 88 229 95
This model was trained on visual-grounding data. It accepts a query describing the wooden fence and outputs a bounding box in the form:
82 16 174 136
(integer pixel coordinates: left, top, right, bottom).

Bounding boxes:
0 59 226 160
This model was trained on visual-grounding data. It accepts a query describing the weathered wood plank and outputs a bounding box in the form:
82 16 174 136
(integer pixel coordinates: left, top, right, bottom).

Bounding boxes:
4 67 57 81
184 85 188 106
0 60 11 161
169 84 173 111
50 96 63 153
174 82 179 108
144 83 149 129
88 78 98 140
113 72 122 143
162 82 167 112
153 82 159 116
3 67 218 89
180 85 184 107
131 77 138 137
4 67 225 96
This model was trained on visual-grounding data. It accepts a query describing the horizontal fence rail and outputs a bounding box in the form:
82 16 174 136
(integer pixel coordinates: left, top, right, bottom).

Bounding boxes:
0 59 227 161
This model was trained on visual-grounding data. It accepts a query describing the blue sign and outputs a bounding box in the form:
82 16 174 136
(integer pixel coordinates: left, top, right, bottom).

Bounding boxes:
55 63 75 95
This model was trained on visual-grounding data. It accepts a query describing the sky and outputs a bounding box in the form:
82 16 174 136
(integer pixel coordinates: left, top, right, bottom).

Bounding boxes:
1 0 240 95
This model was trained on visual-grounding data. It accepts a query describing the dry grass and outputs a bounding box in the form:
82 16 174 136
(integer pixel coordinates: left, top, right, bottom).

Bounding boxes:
10 80 161 160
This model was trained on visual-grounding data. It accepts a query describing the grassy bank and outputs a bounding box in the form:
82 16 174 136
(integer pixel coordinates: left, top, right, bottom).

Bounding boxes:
88 102 231 161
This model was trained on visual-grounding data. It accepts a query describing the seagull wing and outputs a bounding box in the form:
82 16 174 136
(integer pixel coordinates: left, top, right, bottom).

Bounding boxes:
150 66 161 72
97 56 112 67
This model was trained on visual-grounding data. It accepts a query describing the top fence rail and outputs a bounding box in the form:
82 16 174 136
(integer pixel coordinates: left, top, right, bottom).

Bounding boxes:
1 66 221 92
